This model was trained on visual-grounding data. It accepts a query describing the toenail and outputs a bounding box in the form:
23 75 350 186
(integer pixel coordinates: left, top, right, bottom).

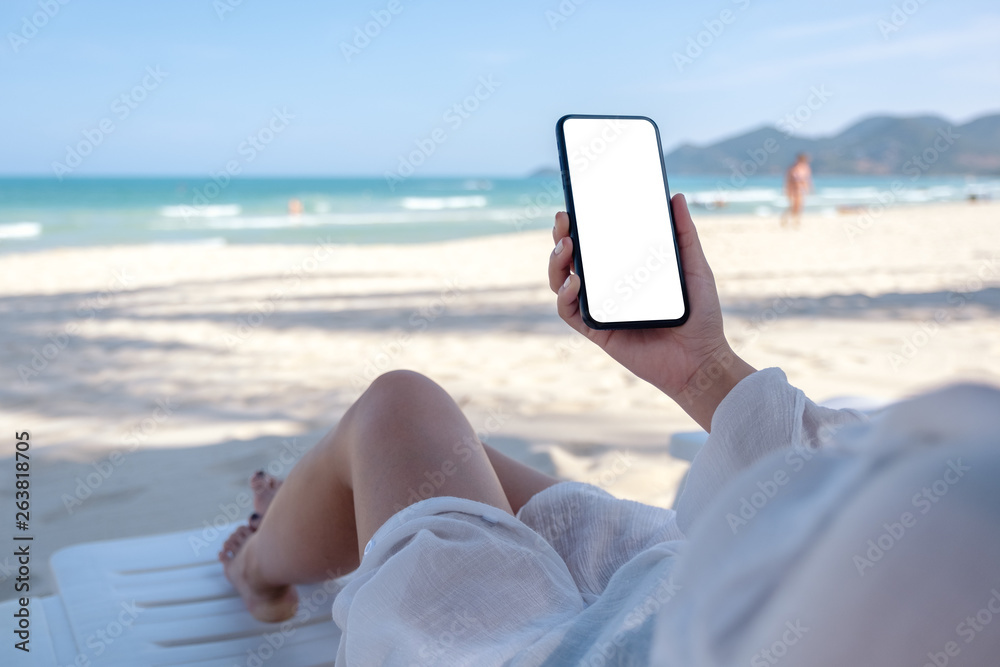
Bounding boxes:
253 470 266 479
250 512 261 522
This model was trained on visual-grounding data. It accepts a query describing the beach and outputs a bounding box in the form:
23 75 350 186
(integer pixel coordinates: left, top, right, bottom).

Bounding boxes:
2 199 999 603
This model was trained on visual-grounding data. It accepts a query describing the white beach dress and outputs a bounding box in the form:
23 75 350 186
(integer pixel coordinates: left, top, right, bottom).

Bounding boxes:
328 368 1000 665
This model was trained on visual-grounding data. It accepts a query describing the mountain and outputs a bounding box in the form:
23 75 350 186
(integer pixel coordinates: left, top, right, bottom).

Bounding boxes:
662 112 1000 176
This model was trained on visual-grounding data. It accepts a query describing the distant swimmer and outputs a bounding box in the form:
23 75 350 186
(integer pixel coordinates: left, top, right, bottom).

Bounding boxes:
781 153 812 229
288 198 304 216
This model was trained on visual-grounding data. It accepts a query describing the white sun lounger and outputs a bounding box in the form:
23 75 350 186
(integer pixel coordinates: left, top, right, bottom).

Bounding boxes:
3 396 887 665
1 523 344 666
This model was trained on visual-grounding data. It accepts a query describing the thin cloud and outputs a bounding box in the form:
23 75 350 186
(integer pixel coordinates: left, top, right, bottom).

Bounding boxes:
762 14 879 41
657 17 1000 93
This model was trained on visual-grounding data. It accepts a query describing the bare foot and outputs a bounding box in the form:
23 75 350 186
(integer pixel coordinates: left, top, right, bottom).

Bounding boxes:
218 525 299 623
248 471 283 531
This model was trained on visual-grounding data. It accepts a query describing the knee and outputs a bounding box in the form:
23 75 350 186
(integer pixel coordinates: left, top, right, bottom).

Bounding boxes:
360 369 442 412
368 369 434 392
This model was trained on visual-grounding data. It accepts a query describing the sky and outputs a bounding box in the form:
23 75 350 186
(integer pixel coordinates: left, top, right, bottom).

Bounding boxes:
1 0 997 177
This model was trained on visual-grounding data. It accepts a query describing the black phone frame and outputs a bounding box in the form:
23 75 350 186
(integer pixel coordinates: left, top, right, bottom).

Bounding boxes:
555 114 690 330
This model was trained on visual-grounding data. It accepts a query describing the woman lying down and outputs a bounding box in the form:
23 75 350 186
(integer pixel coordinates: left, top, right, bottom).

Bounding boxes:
218 195 1000 666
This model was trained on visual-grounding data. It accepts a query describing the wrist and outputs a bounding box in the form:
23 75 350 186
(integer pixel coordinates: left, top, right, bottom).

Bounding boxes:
668 344 756 432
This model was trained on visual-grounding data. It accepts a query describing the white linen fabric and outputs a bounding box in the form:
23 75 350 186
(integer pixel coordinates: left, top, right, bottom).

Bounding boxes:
651 378 1000 667
328 368 1000 665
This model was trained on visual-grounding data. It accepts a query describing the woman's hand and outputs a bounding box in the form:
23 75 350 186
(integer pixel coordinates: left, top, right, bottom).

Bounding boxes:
547 193 755 431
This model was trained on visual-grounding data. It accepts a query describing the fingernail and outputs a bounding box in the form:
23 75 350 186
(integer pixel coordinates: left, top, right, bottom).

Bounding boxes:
554 238 564 254
561 275 571 290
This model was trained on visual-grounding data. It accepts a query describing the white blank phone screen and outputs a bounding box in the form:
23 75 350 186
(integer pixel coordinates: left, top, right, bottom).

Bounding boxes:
562 117 685 324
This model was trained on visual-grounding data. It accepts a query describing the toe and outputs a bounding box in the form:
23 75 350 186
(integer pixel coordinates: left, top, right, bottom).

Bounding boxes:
250 470 268 489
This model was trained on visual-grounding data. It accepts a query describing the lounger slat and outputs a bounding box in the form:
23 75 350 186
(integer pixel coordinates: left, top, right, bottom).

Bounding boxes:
50 524 345 665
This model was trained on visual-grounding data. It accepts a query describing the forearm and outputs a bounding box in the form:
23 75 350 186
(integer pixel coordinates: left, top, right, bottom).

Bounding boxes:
673 367 867 532
664 344 757 432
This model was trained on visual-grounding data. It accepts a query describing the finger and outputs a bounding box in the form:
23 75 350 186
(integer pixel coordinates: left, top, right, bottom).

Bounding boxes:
671 193 712 278
555 273 589 336
552 211 570 244
548 235 575 293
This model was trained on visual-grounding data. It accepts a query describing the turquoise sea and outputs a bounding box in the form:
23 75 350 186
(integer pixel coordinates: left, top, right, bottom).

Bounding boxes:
0 175 997 253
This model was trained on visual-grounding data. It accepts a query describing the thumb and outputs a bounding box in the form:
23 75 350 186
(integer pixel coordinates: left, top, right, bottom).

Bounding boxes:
671 193 713 281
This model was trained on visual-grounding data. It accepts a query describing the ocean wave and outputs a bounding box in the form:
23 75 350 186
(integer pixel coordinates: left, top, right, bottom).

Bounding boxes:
187 236 228 246
197 216 324 230
687 188 783 205
153 206 553 231
0 222 42 240
816 185 963 204
816 187 884 200
159 204 242 218
400 196 488 210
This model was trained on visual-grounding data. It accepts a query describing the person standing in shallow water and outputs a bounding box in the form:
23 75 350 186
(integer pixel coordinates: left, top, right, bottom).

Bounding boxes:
781 153 812 228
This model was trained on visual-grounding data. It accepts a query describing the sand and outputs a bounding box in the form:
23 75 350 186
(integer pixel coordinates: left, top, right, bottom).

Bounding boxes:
2 200 999 602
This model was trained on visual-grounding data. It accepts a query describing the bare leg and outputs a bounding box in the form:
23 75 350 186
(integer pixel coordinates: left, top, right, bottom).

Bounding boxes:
220 370 559 622
791 192 803 228
484 444 560 514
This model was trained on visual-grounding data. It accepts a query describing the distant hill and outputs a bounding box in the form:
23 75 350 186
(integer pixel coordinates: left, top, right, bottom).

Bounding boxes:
662 112 1000 176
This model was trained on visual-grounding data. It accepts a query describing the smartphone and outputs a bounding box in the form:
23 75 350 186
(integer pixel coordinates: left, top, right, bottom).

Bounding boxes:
555 115 689 329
